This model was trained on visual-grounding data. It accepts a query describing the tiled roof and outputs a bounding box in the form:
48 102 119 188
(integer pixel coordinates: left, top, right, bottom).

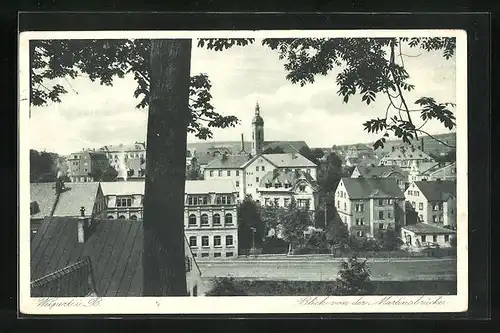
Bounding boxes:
402 223 456 235
31 217 200 297
262 141 308 154
101 181 145 196
421 162 456 176
413 162 440 174
192 154 216 165
414 180 456 201
340 177 405 199
100 143 146 152
185 180 237 194
89 152 108 160
204 154 252 169
262 153 317 168
259 169 320 191
355 165 409 179
52 182 101 217
381 145 434 161
30 183 58 219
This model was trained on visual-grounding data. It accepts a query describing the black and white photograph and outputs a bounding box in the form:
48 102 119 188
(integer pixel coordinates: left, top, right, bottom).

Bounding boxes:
19 29 468 314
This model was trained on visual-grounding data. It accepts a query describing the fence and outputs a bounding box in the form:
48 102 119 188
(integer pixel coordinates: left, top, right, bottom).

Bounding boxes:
31 257 97 297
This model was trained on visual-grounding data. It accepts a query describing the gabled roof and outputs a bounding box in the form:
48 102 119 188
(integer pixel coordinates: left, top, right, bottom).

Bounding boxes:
192 154 216 165
421 162 456 176
262 153 317 168
52 182 101 217
101 181 145 196
262 141 308 154
402 223 456 235
100 143 146 152
204 154 252 169
412 161 440 174
339 177 405 199
30 183 57 219
381 145 435 161
413 180 456 201
185 180 237 194
31 217 200 297
258 169 320 191
355 165 409 179
88 152 108 160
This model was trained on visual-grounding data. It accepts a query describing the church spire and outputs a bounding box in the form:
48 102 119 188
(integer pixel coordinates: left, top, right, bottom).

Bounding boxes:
255 101 260 115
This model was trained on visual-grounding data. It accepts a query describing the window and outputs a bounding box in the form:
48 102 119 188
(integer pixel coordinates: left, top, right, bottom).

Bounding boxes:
216 170 222 177
214 236 222 247
201 214 209 225
432 215 437 223
419 214 424 221
262 166 265 171
210 170 213 177
344 202 346 211
130 215 137 220
188 214 197 225
298 199 310 208
307 169 311 174
256 177 260 183
201 253 209 258
236 170 240 176
388 212 392 219
213 214 221 225
236 181 240 188
356 218 364 226
201 236 209 247
378 199 384 206
356 230 364 237
412 202 416 208
118 215 126 219
415 191 419 196
225 213 233 225
216 195 232 205
379 223 384 229
226 170 231 176
419 203 423 210
388 199 393 204
226 235 234 246
433 235 437 242
117 197 132 207
337 200 340 208
264 198 270 206
421 235 426 242
445 235 450 242
355 203 364 212
256 166 259 171
107 215 114 219
408 190 412 195
378 211 384 219
299 185 306 192
214 252 221 258
284 198 290 207
189 236 197 247
226 252 234 257
274 198 280 206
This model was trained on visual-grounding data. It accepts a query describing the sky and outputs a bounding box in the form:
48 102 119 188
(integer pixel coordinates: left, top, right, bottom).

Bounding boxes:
28 38 457 155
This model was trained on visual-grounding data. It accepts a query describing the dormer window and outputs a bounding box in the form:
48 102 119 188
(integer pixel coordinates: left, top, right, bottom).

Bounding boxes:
274 182 281 188
265 182 272 188
299 185 306 192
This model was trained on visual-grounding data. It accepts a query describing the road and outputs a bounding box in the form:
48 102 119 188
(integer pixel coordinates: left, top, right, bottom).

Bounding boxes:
196 258 457 281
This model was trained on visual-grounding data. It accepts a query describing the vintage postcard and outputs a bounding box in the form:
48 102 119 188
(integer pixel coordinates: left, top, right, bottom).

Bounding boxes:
19 29 468 315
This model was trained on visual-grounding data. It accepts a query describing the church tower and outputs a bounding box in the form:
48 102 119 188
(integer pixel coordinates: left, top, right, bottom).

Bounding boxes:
251 102 265 155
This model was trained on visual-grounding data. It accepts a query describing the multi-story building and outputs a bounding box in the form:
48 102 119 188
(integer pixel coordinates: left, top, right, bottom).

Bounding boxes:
379 145 435 169
67 150 109 182
404 180 457 226
184 180 239 259
334 178 406 239
351 165 410 192
99 142 147 180
256 169 320 212
409 161 457 182
100 181 145 220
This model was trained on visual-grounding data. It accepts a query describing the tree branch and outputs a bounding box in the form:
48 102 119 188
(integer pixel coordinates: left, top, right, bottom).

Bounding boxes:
413 129 456 148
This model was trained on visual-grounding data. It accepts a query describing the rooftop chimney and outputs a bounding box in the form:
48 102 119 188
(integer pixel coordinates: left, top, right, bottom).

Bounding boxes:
241 133 245 152
78 206 89 243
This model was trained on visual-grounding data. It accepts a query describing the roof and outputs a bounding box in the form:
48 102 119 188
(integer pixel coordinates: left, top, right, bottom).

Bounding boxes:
100 142 146 152
355 165 409 179
413 180 456 201
259 169 320 191
31 217 200 297
262 153 317 168
192 154 216 165
339 177 405 199
261 141 308 154
88 152 108 160
402 223 456 235
421 162 456 176
101 181 145 196
204 154 252 169
185 180 237 194
52 182 101 217
30 183 57 219
381 145 435 161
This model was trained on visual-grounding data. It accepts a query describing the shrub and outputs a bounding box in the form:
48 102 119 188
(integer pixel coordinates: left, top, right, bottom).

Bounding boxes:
205 277 248 296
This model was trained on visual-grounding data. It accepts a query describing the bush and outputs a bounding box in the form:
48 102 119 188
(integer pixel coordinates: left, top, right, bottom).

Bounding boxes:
205 277 248 296
262 236 289 254
292 245 331 255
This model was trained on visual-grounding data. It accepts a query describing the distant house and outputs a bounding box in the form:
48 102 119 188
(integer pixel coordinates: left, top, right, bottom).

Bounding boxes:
101 181 145 220
409 161 457 182
351 165 410 192
30 180 106 238
99 142 147 180
30 217 202 297
379 145 435 169
67 150 109 182
401 223 455 249
404 180 457 226
334 178 406 239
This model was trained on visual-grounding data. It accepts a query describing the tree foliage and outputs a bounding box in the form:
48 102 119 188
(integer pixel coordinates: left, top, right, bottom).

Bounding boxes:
30 149 67 183
316 152 343 195
237 196 265 250
262 146 286 154
379 228 404 251
324 218 350 254
205 277 248 296
336 254 375 295
281 198 311 252
89 165 119 182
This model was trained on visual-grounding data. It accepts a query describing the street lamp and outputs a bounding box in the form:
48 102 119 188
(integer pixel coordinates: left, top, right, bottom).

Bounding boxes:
250 227 256 255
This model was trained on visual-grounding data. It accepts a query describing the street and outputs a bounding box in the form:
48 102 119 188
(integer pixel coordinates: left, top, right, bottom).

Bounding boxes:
196 257 457 281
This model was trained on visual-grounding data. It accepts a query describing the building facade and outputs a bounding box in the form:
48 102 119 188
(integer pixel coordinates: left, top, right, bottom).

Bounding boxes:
183 180 239 259
401 223 455 249
99 142 147 180
404 180 457 226
351 165 410 192
334 178 406 239
409 161 457 182
67 150 109 182
379 145 435 169
100 182 145 220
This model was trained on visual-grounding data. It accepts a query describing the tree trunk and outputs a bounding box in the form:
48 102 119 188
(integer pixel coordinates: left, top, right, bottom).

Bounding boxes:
142 39 192 296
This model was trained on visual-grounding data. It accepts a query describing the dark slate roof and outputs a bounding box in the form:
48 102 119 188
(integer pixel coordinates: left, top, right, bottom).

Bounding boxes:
30 183 57 219
355 165 409 179
340 177 405 199
259 169 320 191
52 182 101 217
402 223 456 235
414 180 456 201
89 152 108 160
204 154 252 169
262 141 308 154
263 153 317 168
31 217 201 297
192 154 216 165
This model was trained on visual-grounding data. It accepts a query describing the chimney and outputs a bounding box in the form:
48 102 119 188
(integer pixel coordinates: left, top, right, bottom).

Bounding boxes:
421 138 424 152
78 206 89 243
241 133 245 152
